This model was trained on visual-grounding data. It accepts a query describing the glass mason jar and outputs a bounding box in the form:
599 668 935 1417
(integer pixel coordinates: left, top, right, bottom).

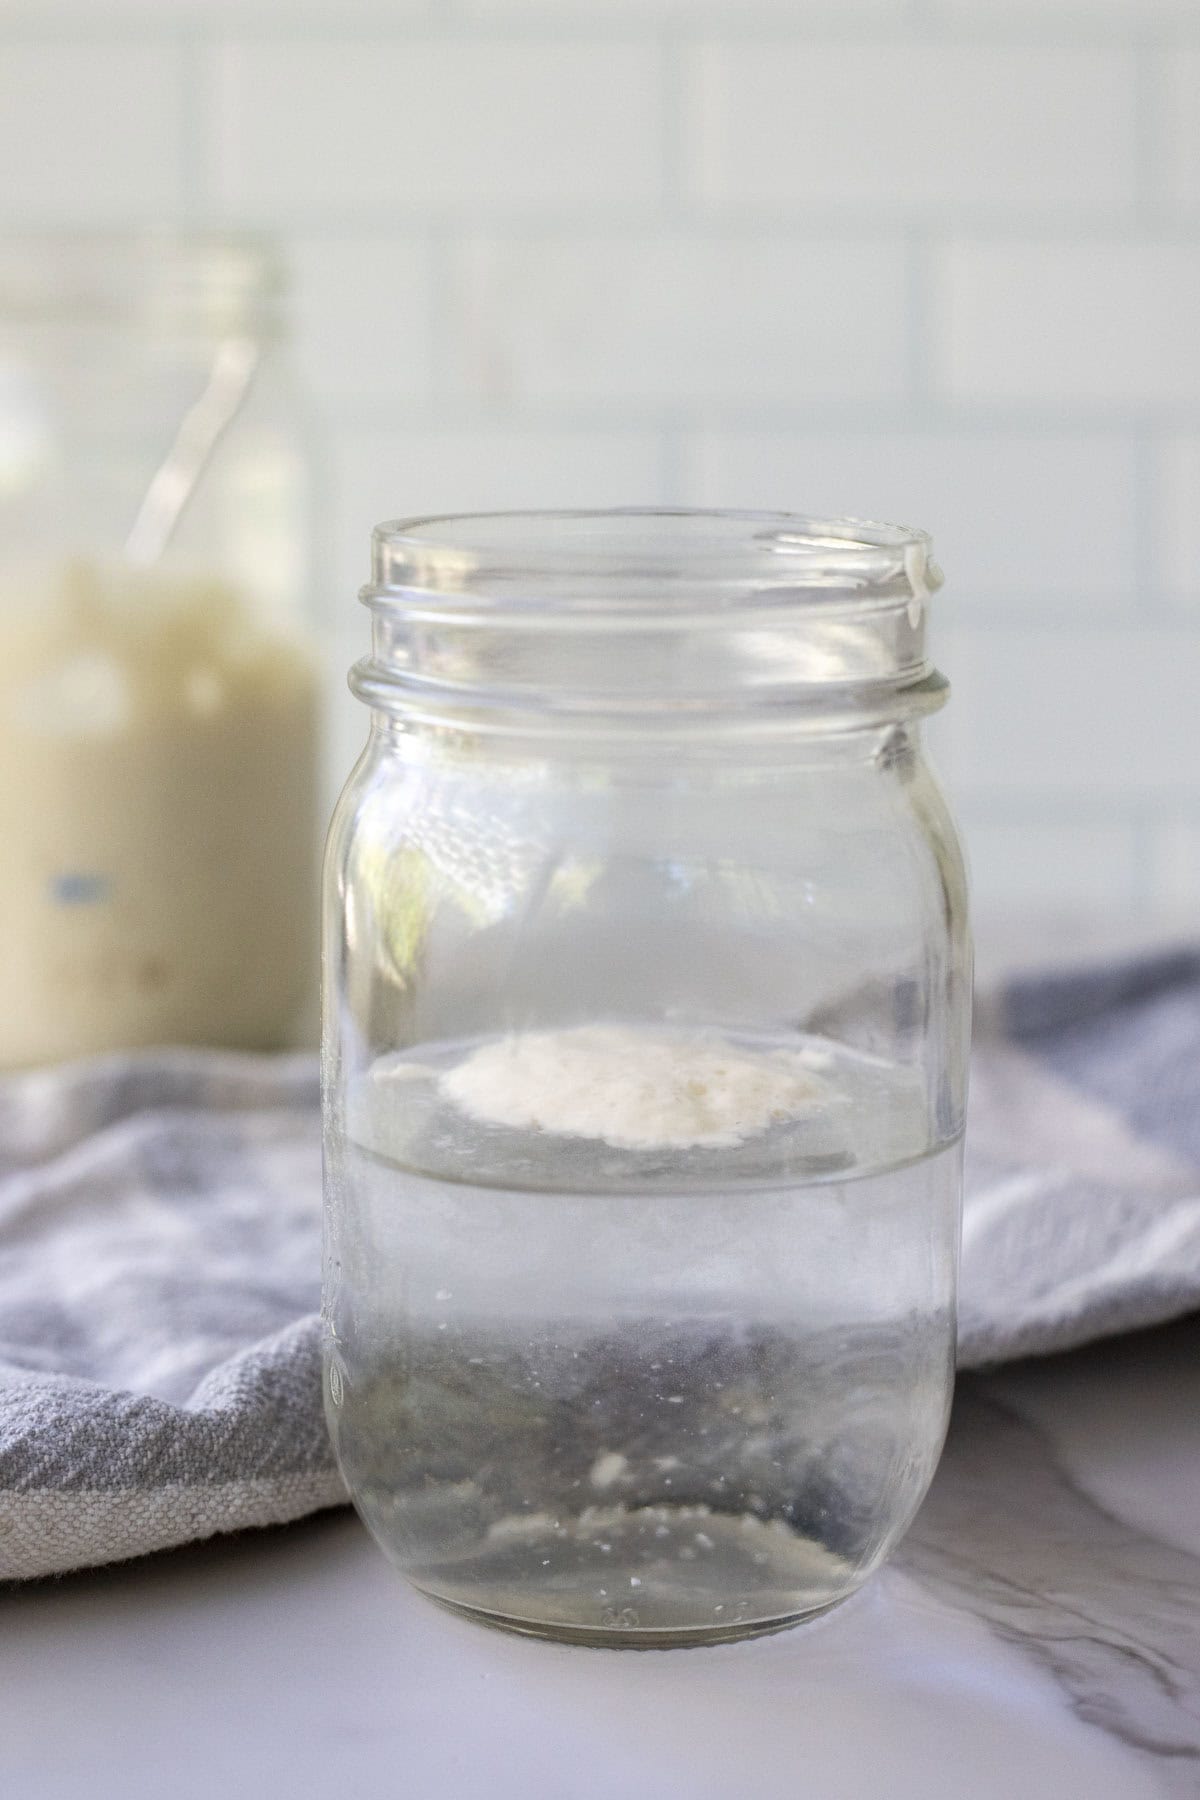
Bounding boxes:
0 233 319 1067
323 510 971 1648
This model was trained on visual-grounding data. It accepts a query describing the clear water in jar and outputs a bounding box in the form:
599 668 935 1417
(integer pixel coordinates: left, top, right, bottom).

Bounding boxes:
324 1028 960 1647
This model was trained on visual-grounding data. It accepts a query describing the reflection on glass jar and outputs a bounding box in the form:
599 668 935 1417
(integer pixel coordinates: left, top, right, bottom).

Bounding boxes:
323 510 971 1647
0 234 319 1067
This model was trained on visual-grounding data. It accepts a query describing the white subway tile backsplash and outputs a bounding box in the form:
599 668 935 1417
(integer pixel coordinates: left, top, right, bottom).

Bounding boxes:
948 627 1197 799
288 236 432 407
447 236 909 409
468 1 903 14
327 422 668 615
936 0 1198 17
686 44 1136 222
957 818 1138 913
208 40 662 220
0 1 431 14
0 7 1198 915
467 0 899 14
1162 48 1200 222
934 242 1200 409
1150 817 1200 913
0 43 182 222
1157 437 1200 612
682 430 1139 611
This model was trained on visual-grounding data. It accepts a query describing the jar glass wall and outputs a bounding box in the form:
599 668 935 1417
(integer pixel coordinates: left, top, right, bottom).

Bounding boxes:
323 510 970 1647
0 233 319 1066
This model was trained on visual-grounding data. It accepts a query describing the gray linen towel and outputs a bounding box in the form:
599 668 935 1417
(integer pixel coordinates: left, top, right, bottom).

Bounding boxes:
2 948 1199 1581
0 1053 340 1580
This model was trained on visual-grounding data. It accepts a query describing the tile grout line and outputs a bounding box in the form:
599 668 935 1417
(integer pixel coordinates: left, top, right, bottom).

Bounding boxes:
317 396 1200 439
658 412 688 507
1132 29 1166 227
1132 430 1164 623
104 212 1194 244
657 25 688 227
3 11 1194 49
177 32 210 227
1128 810 1160 913
425 224 457 410
905 226 935 411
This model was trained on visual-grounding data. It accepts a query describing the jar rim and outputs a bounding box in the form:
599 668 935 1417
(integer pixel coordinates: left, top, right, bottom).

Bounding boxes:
367 508 940 616
353 509 948 736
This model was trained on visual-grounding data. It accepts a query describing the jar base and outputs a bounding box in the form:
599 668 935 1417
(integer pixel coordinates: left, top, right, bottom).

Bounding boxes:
413 1582 854 1650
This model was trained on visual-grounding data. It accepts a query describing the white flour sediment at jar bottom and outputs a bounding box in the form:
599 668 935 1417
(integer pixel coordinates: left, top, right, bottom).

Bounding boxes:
0 560 319 1066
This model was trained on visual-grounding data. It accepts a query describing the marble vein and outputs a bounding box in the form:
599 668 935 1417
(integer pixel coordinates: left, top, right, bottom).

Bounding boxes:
900 1376 1200 1791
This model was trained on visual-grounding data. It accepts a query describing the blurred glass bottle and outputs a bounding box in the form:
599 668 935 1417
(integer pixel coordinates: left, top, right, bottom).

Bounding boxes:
0 234 319 1067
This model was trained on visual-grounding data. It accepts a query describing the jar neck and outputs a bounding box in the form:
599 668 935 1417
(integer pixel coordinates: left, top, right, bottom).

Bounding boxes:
355 614 948 747
351 510 949 744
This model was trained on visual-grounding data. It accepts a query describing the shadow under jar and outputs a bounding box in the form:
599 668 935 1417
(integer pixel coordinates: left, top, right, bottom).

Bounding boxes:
322 510 971 1648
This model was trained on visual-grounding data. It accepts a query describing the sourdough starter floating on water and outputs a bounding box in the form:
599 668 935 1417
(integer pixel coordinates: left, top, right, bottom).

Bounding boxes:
439 1025 831 1150
326 1024 960 1645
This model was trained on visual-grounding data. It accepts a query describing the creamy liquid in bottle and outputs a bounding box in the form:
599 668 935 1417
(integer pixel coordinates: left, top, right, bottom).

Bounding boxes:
0 559 318 1066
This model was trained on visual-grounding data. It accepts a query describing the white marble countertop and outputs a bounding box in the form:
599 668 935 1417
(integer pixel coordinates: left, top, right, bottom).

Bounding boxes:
4 1314 1198 1800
